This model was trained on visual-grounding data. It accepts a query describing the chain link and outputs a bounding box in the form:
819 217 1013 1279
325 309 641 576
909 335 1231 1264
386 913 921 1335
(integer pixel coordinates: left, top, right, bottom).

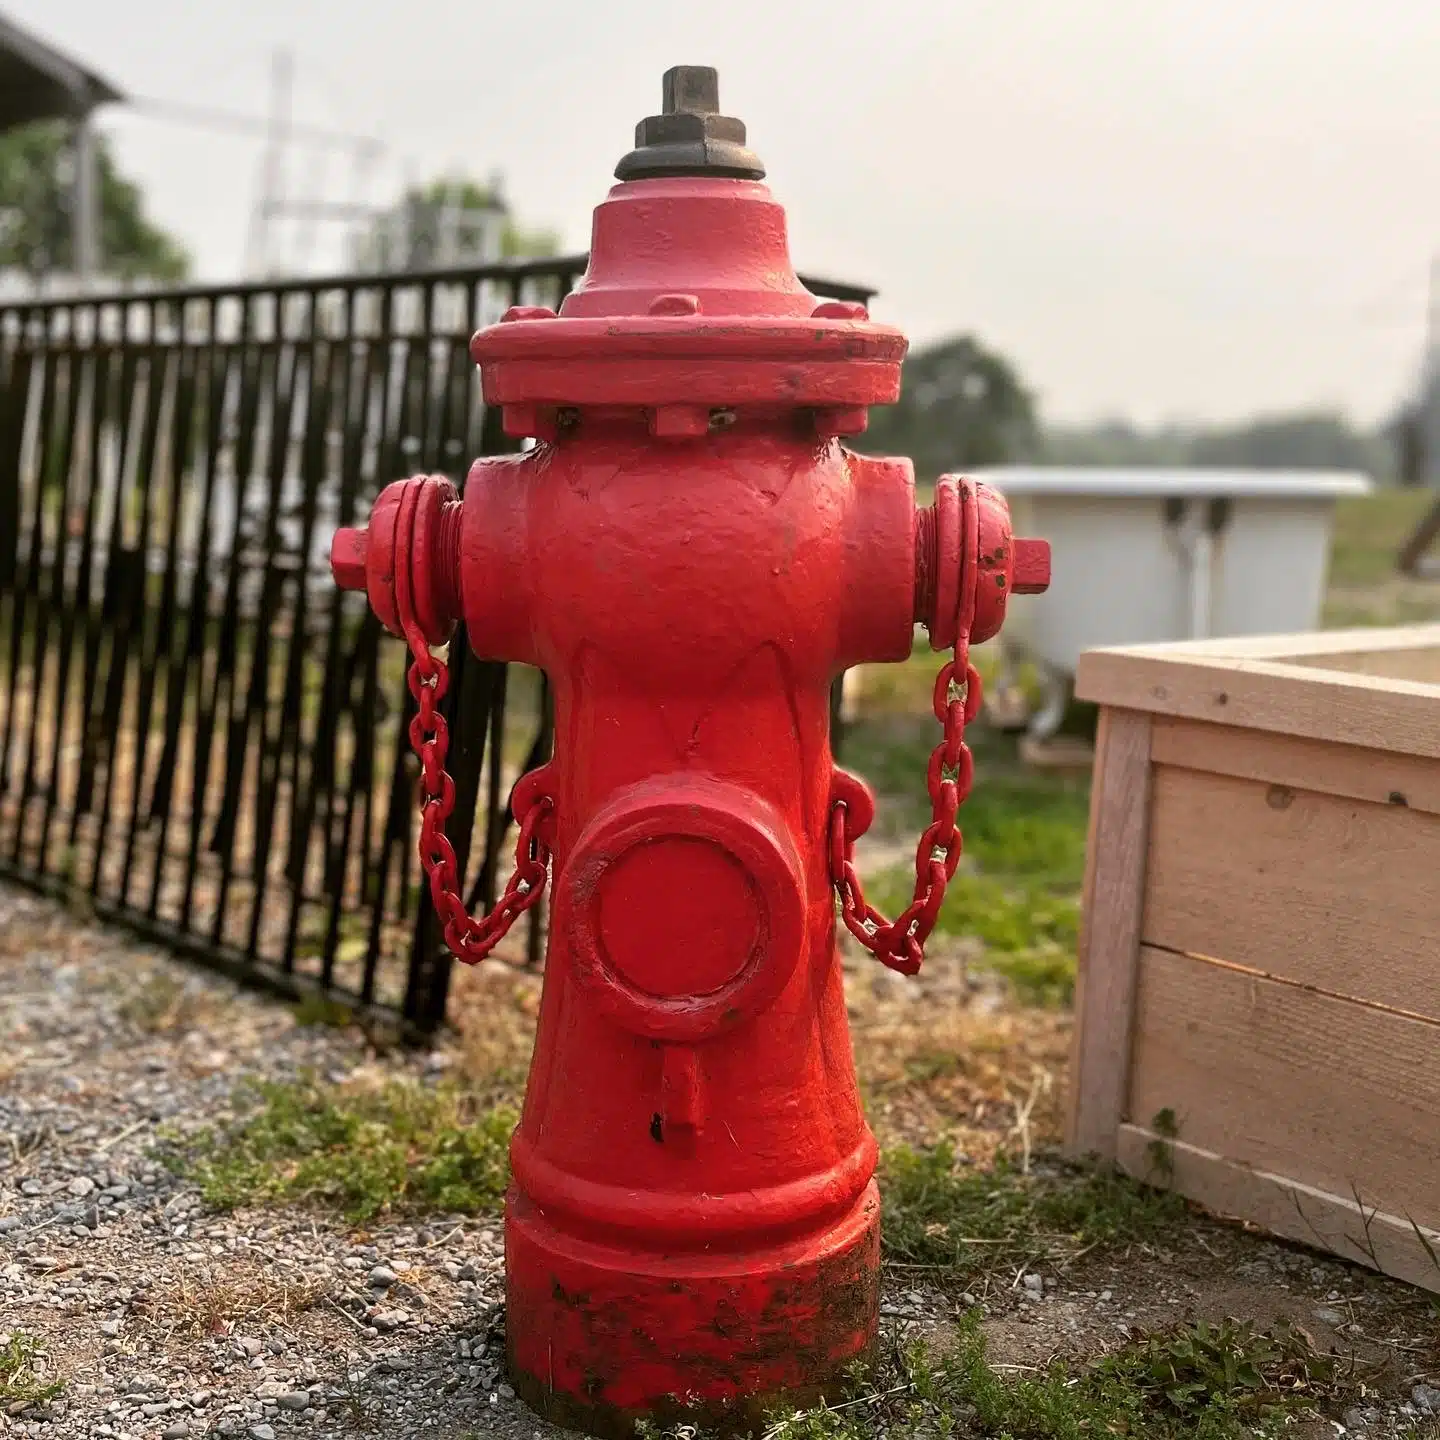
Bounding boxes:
829 642 981 976
393 481 552 966
402 641 553 964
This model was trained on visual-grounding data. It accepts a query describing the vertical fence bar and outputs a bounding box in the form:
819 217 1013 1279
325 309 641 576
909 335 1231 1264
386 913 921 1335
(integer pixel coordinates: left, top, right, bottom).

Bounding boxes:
85 312 153 897
119 332 188 904
40 325 98 868
65 329 113 845
1 335 45 805
10 332 67 863
178 299 240 932
146 302 207 908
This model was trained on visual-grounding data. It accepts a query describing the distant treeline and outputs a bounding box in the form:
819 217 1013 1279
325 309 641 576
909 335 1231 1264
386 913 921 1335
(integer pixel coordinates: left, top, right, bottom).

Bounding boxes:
1040 412 1399 478
862 333 1427 484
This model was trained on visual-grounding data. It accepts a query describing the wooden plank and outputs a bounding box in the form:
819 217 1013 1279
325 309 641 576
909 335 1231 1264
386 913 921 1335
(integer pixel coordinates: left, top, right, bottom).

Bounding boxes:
1144 766 1440 1019
1127 946 1440 1232
1087 623 1440 663
1064 708 1152 1161
1116 1125 1440 1296
1076 646 1440 761
1150 717 1440 818
1286 646 1440 686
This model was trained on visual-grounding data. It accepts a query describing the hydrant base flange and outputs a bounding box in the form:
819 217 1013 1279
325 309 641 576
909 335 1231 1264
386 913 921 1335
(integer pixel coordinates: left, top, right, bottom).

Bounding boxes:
505 1182 881 1438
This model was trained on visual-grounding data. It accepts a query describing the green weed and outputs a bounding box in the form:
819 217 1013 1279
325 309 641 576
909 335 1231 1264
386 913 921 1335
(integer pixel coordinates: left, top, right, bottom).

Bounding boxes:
880 1142 1186 1281
0 1331 64 1408
1091 1316 1337 1425
181 1075 515 1221
291 993 356 1029
639 1313 1343 1439
864 865 1081 1004
843 718 1089 1004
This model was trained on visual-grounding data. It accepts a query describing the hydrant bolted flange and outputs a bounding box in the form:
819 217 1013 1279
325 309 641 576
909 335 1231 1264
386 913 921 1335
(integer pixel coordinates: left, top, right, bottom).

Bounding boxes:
329 64 1051 1440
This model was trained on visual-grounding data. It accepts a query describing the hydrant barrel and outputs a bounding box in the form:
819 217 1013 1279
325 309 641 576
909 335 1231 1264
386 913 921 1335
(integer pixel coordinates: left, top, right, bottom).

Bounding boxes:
331 64 1049 1438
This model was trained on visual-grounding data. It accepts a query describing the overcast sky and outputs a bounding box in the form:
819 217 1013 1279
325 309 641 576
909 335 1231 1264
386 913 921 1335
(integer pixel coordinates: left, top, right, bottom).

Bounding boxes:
14 0 1440 426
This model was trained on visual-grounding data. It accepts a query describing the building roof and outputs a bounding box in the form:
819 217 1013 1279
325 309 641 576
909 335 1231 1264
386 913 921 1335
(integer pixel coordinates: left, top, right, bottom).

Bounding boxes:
0 10 123 132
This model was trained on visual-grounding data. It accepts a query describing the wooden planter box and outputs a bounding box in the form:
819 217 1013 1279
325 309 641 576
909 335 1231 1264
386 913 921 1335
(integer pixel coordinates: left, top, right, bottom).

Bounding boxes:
1066 624 1440 1292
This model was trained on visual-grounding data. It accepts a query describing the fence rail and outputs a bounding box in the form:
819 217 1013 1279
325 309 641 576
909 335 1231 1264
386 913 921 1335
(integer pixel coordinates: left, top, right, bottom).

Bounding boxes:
0 257 871 1033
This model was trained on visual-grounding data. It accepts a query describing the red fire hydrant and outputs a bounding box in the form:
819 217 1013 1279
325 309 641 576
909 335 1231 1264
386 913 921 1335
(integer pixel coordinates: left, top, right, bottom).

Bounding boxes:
332 66 1049 1437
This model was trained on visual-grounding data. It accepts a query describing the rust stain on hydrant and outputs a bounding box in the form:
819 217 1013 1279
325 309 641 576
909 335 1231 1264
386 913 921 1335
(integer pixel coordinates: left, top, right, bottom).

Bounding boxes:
329 64 1049 1439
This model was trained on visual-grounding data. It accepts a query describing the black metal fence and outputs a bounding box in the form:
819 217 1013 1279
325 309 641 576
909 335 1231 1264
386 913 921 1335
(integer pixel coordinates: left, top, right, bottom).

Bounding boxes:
0 257 872 1033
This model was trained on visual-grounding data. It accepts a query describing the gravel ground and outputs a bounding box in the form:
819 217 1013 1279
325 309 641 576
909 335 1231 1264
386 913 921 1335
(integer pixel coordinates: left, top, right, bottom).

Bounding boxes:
0 885 563 1440
4 883 1437 1440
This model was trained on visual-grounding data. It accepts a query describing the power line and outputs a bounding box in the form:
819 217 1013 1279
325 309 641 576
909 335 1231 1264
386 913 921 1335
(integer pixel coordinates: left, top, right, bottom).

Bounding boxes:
126 93 382 155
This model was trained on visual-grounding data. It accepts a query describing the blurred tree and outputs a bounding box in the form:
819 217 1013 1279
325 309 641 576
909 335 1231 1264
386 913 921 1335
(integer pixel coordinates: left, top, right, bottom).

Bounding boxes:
1185 410 1384 472
352 174 560 271
1392 406 1426 488
1045 409 1396 480
0 121 189 282
861 334 1039 479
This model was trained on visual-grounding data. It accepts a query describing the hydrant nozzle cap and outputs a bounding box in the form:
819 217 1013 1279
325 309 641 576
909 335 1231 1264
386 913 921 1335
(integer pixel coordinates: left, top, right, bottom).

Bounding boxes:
614 65 766 183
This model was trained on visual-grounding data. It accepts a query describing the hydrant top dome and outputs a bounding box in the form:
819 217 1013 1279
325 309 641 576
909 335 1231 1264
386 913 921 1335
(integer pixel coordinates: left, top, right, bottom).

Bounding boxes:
469 66 908 419
615 65 766 182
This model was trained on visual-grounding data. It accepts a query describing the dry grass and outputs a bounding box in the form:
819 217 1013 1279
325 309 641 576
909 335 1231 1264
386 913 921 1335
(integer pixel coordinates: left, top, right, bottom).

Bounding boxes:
447 960 543 1107
445 939 1070 1170
846 951 1071 1160
117 969 218 1035
140 1265 327 1340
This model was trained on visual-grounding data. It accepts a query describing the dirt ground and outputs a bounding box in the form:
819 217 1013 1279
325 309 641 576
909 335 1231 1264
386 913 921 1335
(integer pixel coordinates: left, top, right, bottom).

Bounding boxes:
1 901 1437 1439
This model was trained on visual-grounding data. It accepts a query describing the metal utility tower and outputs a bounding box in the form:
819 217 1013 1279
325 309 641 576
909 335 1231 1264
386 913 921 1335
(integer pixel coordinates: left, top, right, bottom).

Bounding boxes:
243 49 293 278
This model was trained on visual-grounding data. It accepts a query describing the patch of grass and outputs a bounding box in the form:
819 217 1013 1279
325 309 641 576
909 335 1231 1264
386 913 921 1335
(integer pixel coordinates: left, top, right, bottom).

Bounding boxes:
952 764 1092 887
984 948 1077 1007
0 1330 64 1408
1091 1316 1338 1426
863 864 1080 1005
880 1142 1186 1282
118 969 209 1034
292 993 356 1029
180 1075 516 1221
642 1314 1345 1439
1328 490 1436 588
866 868 1080 954
842 715 1089 1003
142 1266 327 1338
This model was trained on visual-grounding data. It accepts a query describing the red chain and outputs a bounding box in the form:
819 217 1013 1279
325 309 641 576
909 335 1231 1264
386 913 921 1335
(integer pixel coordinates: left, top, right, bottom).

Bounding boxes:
394 486 552 965
828 643 981 976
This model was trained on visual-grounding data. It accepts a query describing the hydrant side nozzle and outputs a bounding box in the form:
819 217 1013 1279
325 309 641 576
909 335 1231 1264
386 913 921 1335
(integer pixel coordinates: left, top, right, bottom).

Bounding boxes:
331 527 368 593
1012 538 1051 595
914 477 1050 647
329 476 463 646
